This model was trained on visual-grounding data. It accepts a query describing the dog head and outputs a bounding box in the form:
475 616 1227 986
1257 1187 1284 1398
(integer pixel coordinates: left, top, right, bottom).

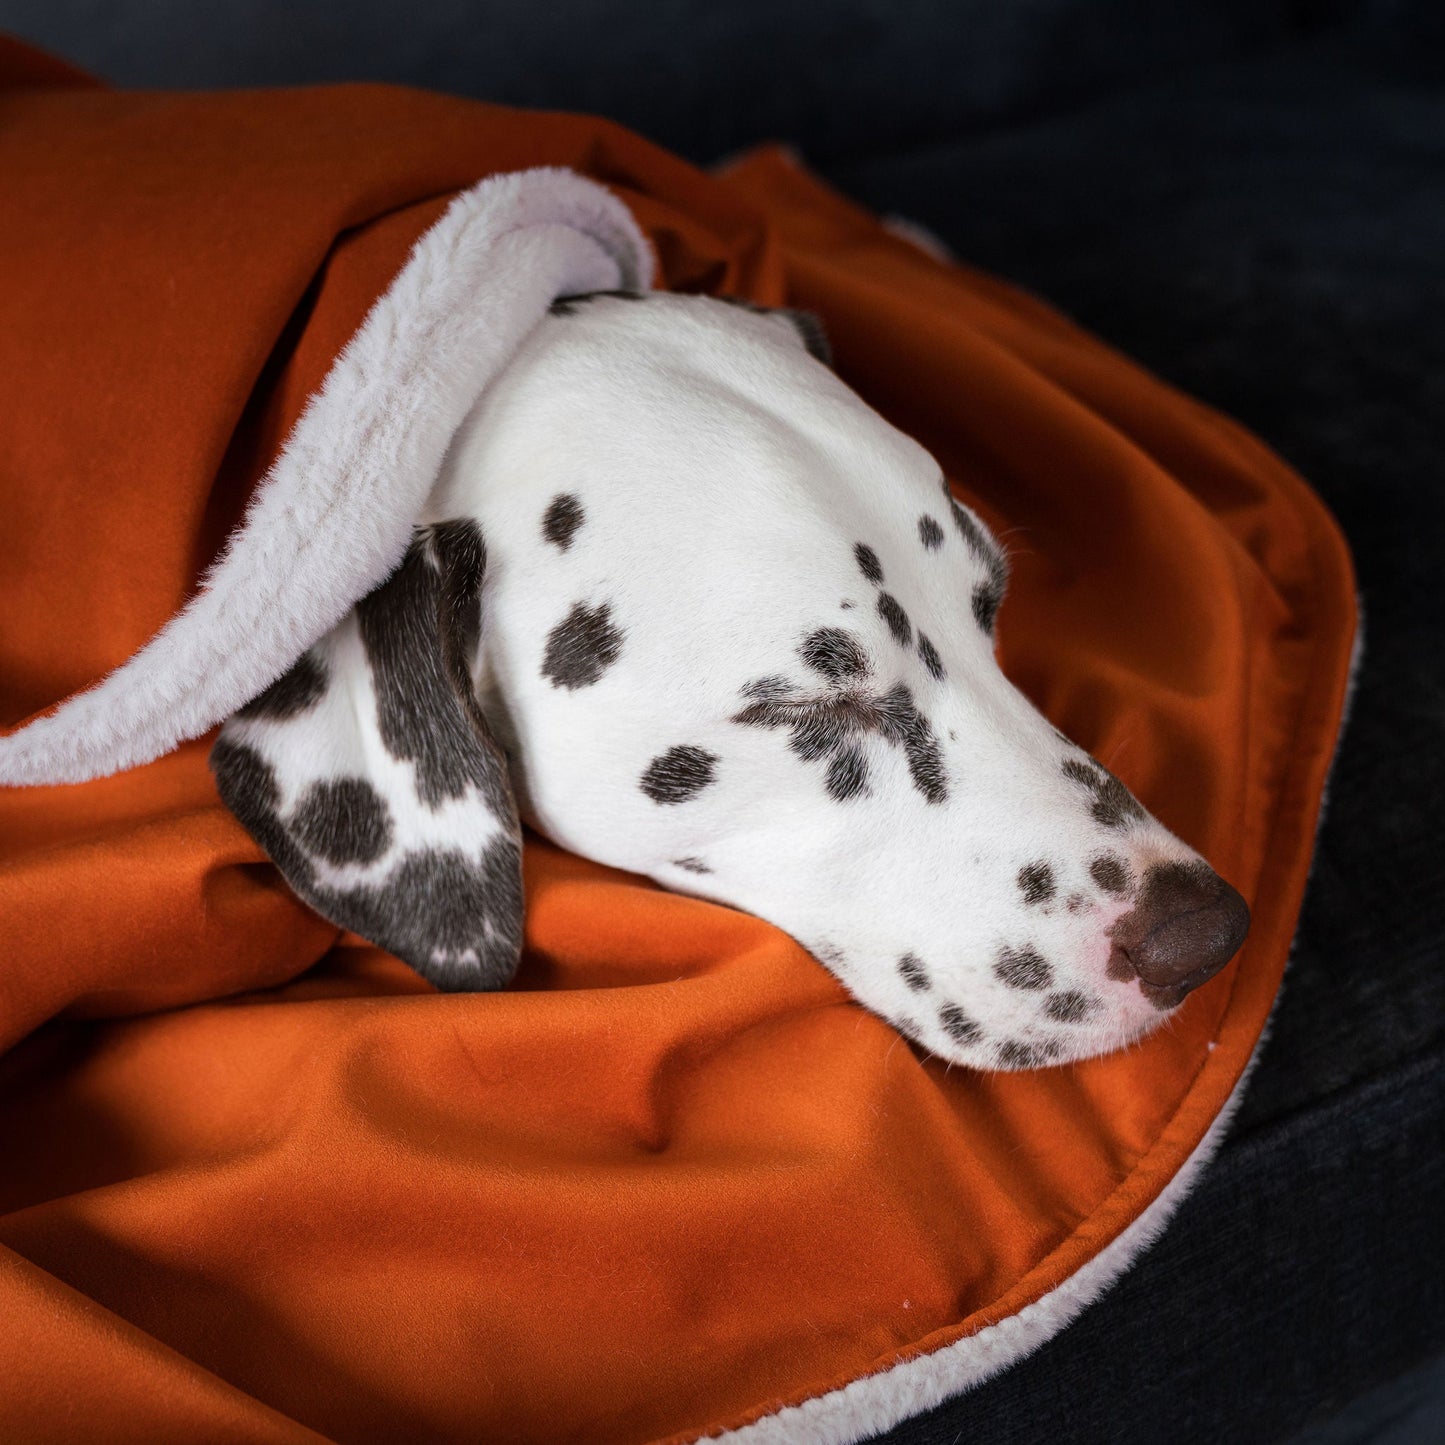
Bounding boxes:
211 291 1248 1068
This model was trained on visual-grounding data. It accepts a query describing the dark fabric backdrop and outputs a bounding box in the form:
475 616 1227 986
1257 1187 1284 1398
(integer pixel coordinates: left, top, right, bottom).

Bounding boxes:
1 3 1441 1440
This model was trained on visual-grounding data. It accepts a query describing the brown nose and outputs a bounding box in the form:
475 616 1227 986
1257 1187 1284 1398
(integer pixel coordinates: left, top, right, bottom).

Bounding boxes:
1110 861 1250 1006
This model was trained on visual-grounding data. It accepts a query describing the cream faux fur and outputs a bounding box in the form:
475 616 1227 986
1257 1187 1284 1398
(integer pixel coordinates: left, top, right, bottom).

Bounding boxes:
0 166 653 786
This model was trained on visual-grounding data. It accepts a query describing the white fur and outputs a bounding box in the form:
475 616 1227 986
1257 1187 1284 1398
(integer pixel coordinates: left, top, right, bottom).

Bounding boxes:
0 167 652 786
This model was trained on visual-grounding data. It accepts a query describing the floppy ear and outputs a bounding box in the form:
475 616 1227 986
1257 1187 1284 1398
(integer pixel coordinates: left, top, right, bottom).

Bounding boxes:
210 519 523 991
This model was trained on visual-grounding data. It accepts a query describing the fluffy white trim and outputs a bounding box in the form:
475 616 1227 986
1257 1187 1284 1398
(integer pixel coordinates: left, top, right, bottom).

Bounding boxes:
0 166 653 785
707 1043 1263 1445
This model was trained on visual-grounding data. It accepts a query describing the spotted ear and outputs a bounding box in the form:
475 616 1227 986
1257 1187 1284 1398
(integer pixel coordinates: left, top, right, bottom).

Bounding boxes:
210 519 523 991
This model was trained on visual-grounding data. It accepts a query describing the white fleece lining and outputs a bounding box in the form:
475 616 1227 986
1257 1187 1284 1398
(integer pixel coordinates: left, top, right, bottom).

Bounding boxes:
0 167 653 786
706 1041 1263 1445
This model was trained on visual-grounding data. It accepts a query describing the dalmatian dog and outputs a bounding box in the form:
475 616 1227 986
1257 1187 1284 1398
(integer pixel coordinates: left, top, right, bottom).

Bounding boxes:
211 288 1250 1070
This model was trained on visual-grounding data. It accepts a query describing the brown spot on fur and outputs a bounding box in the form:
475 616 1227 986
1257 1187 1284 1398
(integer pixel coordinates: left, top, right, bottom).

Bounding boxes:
939 1003 983 1046
1045 990 1097 1024
1018 861 1056 906
994 944 1053 991
1090 854 1130 894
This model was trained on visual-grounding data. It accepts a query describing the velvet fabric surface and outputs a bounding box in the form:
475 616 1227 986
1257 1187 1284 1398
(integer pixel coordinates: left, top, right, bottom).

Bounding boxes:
0 41 1355 1443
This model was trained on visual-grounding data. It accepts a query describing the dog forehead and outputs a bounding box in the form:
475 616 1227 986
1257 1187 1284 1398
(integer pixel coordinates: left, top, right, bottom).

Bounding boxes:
434 292 944 523
435 295 1000 662
435 298 1068 837
444 308 991 669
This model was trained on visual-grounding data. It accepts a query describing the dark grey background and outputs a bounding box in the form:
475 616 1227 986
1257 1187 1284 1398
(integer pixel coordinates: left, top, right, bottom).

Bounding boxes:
6 0 1435 166
4 4 1442 1442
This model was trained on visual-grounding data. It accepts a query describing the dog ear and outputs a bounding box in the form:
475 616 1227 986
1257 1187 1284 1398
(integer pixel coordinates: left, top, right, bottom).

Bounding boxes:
209 520 523 991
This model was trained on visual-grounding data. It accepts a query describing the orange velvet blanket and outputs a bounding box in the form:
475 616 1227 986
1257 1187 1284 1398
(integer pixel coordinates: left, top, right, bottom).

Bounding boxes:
0 39 1355 1444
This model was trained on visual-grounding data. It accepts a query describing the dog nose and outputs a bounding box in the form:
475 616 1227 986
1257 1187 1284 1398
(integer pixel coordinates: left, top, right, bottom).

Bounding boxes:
1111 861 1251 1001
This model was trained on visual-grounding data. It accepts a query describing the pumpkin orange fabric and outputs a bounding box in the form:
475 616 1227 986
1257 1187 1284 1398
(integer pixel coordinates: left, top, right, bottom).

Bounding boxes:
0 37 1355 1444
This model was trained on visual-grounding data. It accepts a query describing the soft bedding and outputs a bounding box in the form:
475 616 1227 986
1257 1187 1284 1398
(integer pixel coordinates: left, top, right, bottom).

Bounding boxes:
0 40 1355 1445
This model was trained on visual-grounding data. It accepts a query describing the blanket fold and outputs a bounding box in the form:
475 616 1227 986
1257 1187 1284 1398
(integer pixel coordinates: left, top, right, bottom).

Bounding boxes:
0 166 653 786
0 37 1355 1445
